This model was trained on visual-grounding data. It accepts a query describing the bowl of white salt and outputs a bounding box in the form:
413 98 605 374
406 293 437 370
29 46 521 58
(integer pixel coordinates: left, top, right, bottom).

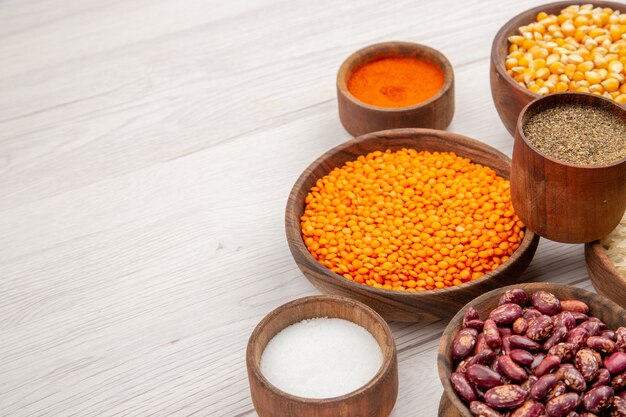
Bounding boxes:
246 295 398 417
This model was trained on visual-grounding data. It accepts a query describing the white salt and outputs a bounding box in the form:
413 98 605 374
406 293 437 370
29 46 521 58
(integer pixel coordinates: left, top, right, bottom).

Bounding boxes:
260 317 383 399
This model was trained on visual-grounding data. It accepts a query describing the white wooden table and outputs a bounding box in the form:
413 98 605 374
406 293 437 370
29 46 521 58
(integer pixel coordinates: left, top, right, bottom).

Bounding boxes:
0 1 597 415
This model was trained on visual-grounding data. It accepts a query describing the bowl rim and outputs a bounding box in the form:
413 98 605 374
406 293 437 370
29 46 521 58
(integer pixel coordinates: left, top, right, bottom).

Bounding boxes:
516 91 626 169
246 294 397 404
285 128 539 301
436 282 626 417
491 0 626 105
336 40 454 112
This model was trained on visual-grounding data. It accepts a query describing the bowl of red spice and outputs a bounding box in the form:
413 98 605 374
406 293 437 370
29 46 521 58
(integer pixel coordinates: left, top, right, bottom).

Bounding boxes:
337 41 455 136
285 128 540 322
490 1 626 136
437 282 626 417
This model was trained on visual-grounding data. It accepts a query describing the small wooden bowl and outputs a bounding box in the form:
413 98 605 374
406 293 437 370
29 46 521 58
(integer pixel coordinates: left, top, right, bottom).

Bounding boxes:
586 238 626 308
511 92 626 243
285 129 540 322
246 295 398 417
337 41 454 136
437 282 626 417
490 0 626 136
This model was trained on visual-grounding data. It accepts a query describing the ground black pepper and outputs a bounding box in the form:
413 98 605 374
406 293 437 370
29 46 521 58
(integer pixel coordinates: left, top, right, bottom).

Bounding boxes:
522 103 626 166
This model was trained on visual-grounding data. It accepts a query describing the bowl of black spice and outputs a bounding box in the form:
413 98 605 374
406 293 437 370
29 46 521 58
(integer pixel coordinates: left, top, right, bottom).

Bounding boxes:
511 92 626 243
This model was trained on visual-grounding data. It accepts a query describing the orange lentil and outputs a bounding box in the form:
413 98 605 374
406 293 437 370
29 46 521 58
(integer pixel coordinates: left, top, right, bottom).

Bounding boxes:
300 149 525 291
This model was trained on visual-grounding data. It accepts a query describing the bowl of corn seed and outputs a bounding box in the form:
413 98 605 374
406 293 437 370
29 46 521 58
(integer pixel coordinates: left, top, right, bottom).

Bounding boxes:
285 129 540 322
490 1 626 136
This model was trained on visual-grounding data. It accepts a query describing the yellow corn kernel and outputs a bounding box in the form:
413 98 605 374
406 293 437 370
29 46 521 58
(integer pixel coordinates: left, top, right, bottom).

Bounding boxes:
530 59 547 70
535 67 550 80
537 86 550 95
577 86 590 92
537 11 549 22
574 15 590 28
565 63 577 77
615 94 626 104
608 60 624 73
620 83 626 94
527 83 541 93
562 20 576 36
572 71 585 81
585 70 602 84
547 74 560 84
577 61 595 72
568 54 584 65
522 39 536 50
508 35 525 46
523 68 536 84
505 58 518 69
555 81 569 92
601 77 620 92
589 84 604 93
588 27 606 38
549 61 566 74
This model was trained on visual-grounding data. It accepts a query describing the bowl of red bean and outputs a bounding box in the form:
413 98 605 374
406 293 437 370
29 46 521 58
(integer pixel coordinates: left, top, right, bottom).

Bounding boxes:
438 282 626 417
285 128 540 322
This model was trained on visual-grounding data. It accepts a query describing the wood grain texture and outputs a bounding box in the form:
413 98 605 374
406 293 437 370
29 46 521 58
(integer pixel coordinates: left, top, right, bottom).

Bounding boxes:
586 241 626 309
0 0 605 415
437 282 626 417
286 128 540 322
511 93 626 243
337 42 454 136
489 0 626 136
246 295 398 417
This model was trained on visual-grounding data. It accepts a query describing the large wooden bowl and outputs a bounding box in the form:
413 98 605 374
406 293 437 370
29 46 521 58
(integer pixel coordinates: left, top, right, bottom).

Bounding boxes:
490 0 626 136
285 129 540 322
337 41 454 136
511 92 626 243
437 282 626 417
246 295 398 417
586 240 626 308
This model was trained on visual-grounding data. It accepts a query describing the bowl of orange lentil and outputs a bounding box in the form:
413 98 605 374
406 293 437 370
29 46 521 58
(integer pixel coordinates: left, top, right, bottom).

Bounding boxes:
490 1 626 136
285 129 540 322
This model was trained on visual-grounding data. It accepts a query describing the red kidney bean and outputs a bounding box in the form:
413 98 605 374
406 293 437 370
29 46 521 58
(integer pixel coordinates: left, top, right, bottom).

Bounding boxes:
617 389 626 401
547 381 567 401
531 374 559 401
612 370 626 392
531 353 546 371
510 335 542 351
601 330 617 342
467 349 496 368
578 413 599 417
590 368 611 388
548 343 577 363
499 327 513 338
605 352 626 375
452 371 478 402
523 308 543 322
452 328 478 361
535 354 561 377
470 401 502 417
567 412 581 417
557 365 587 392
616 327 626 352
484 384 527 410
576 348 600 382
502 335 512 356
466 364 504 390
521 375 538 394
545 392 580 417
513 317 529 335
554 311 576 331
567 328 590 348
582 385 614 413
499 289 528 307
466 320 485 330
532 291 561 316
571 312 589 323
511 349 534 366
475 332 489 355
587 336 615 354
560 300 590 314
579 321 600 337
490 303 524 325
484 319 502 350
527 315 555 342
464 306 480 323
611 396 626 417
499 355 528 383
511 400 545 417
544 325 569 351
588 317 607 331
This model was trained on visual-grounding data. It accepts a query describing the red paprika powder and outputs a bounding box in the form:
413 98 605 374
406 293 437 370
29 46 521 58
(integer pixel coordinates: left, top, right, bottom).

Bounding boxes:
347 57 445 108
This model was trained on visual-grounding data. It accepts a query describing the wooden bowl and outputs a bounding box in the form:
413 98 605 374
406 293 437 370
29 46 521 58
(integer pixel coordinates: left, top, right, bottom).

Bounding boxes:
511 92 626 243
337 41 454 136
285 128 540 322
490 0 626 136
246 295 398 417
586 239 626 308
437 282 626 417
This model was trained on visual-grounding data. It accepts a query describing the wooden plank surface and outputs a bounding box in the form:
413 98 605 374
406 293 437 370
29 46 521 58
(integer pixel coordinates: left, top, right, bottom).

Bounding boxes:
0 0 598 415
